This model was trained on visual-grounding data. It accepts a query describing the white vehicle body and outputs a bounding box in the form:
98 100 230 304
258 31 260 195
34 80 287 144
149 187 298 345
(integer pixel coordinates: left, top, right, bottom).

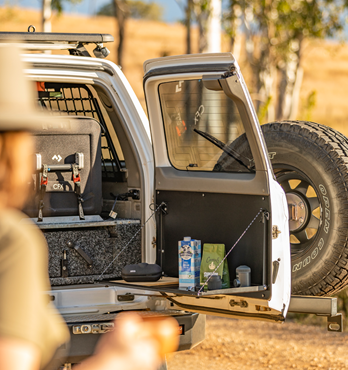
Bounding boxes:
21 51 291 320
0 30 341 368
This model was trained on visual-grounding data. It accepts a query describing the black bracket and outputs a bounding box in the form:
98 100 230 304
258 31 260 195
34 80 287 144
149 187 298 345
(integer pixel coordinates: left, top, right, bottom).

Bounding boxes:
61 249 69 278
67 241 93 268
69 42 91 57
261 210 270 223
160 202 168 215
117 293 135 302
128 189 140 200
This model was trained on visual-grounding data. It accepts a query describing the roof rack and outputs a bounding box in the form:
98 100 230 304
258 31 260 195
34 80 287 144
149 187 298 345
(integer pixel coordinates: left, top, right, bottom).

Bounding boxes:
0 28 114 58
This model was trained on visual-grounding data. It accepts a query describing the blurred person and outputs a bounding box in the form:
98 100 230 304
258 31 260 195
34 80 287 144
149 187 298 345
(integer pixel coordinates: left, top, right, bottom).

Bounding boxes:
0 44 177 370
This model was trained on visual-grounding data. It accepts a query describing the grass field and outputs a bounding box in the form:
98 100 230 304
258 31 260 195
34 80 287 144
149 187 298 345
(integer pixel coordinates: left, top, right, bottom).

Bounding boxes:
1 7 348 135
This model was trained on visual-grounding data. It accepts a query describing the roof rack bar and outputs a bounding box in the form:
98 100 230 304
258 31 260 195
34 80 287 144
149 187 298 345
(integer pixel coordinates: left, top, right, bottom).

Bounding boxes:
0 32 114 44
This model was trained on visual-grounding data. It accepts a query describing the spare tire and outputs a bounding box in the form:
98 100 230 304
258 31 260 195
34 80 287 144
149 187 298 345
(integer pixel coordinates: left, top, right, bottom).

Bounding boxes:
215 120 348 296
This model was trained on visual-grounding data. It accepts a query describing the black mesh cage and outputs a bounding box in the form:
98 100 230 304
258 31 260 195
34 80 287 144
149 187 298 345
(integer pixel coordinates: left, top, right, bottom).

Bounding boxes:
38 83 122 181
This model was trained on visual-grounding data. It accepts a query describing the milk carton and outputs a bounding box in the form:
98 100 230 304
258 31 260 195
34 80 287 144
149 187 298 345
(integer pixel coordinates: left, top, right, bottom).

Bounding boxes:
178 237 201 288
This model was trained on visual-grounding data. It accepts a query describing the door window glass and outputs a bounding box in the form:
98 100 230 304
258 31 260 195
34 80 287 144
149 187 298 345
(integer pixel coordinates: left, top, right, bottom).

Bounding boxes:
159 79 254 173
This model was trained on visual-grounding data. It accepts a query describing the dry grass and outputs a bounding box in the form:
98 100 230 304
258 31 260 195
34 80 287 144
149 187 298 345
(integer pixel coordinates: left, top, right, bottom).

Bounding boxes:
167 316 348 370
1 7 348 134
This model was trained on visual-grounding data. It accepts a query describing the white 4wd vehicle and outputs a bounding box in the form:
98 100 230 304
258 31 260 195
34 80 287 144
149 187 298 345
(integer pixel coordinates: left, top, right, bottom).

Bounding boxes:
2 31 347 366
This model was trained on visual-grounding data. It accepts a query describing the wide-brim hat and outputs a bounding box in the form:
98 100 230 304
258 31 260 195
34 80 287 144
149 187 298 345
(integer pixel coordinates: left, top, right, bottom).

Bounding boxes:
0 44 52 131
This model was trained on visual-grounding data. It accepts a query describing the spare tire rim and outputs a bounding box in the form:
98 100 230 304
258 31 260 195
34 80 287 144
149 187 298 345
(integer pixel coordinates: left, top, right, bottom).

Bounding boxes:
274 166 321 257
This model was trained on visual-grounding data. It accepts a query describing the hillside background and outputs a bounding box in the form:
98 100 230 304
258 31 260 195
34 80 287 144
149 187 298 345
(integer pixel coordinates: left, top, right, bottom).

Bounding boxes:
2 7 348 136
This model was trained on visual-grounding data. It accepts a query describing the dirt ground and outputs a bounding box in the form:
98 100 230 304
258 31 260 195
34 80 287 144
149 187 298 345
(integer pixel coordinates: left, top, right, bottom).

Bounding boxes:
166 316 348 370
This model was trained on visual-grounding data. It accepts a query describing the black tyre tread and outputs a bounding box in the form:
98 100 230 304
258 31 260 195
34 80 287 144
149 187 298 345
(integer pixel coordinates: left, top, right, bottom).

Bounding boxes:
264 120 348 296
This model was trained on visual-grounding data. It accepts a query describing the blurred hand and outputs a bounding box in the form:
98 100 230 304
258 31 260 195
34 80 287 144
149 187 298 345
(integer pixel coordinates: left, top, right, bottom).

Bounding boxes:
75 312 179 370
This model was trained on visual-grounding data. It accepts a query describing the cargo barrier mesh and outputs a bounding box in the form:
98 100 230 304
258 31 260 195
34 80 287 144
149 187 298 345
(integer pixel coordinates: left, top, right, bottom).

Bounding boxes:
38 83 121 181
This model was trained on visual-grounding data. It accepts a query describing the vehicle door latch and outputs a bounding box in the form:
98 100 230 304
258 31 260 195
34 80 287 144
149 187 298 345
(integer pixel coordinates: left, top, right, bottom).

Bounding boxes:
117 293 135 302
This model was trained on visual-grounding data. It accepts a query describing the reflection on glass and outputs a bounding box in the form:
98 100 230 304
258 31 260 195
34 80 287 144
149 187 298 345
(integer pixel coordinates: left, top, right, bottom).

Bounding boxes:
159 79 254 173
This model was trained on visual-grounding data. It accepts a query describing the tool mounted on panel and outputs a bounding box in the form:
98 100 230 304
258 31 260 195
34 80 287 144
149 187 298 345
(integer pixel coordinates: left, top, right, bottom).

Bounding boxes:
67 241 93 268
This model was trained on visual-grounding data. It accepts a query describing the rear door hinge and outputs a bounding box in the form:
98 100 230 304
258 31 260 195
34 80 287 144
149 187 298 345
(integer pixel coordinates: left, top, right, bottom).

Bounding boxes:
272 225 281 239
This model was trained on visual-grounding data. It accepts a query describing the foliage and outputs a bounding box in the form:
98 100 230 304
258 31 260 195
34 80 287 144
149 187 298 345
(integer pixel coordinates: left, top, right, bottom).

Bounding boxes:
223 0 348 119
337 288 348 320
258 96 272 124
51 0 82 15
97 0 163 21
0 5 17 21
224 0 346 63
301 90 317 121
192 0 212 52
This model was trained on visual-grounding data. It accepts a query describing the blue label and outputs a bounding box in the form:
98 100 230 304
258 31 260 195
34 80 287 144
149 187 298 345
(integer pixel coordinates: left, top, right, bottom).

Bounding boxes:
182 259 191 272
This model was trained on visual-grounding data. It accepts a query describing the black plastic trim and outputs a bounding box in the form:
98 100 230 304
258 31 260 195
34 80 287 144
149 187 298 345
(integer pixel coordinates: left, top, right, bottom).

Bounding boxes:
143 63 235 82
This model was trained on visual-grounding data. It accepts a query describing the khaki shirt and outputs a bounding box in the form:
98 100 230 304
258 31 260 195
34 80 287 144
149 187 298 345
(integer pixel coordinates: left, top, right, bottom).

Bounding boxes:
0 209 69 368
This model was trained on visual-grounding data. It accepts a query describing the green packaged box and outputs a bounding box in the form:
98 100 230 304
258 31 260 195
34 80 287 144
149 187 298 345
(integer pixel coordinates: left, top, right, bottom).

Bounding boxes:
200 244 230 289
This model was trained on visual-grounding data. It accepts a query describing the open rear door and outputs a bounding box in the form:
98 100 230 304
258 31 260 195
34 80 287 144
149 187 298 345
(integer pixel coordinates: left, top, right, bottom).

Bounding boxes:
117 53 291 322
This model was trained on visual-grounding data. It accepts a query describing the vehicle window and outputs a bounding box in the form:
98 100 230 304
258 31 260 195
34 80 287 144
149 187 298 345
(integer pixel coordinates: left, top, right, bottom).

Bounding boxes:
159 79 254 173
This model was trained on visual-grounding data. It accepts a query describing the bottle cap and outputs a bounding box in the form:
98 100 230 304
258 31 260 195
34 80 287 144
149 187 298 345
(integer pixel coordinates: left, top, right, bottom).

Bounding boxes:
183 237 191 241
236 265 251 273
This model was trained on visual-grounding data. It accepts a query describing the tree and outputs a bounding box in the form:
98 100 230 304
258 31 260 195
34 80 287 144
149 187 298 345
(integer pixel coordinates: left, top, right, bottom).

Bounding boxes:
114 0 129 67
174 0 194 54
97 1 163 21
97 1 163 66
224 0 347 122
185 0 193 54
192 0 212 53
42 0 82 32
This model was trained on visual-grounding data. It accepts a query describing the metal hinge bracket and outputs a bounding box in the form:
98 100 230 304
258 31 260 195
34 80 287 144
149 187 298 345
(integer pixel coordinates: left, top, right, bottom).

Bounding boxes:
272 225 281 239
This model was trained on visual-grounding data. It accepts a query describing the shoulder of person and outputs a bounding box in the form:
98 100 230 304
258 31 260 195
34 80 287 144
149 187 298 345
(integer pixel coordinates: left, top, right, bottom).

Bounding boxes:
0 209 46 249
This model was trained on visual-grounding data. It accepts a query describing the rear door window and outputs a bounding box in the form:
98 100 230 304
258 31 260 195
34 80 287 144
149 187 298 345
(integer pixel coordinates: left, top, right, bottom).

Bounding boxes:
159 79 254 173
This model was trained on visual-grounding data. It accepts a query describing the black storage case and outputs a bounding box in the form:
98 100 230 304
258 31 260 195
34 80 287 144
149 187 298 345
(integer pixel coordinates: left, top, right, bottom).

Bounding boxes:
121 263 162 282
24 117 102 219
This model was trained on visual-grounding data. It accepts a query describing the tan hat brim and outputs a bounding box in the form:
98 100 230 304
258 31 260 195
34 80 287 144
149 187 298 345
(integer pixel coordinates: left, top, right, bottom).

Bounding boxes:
0 111 65 131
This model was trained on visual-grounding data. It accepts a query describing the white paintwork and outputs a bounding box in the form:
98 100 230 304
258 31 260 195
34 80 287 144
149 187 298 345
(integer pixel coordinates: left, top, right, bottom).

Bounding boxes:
234 60 292 313
23 50 291 320
268 178 291 314
49 286 165 316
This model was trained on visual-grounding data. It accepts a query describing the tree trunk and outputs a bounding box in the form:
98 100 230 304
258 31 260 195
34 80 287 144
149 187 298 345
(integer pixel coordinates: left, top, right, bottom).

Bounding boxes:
185 0 192 54
276 40 303 120
42 0 52 32
206 0 221 53
197 13 207 53
114 0 128 67
194 1 210 53
231 30 242 61
289 65 303 120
